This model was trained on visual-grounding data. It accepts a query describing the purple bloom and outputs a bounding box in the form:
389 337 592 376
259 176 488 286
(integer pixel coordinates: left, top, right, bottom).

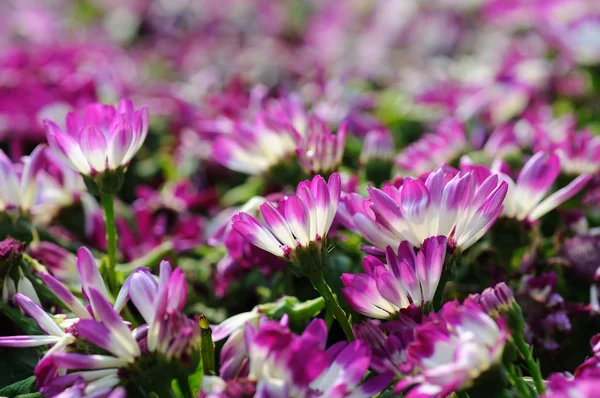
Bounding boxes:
360 129 395 165
395 119 466 176
213 111 302 175
0 145 45 213
341 236 447 318
202 318 391 397
395 301 508 397
468 282 516 318
492 152 591 221
296 118 347 176
44 99 148 176
28 242 79 287
543 370 600 398
339 164 507 251
232 173 341 274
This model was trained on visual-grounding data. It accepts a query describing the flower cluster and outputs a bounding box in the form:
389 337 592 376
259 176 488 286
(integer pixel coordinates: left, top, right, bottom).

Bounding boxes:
1 1 600 397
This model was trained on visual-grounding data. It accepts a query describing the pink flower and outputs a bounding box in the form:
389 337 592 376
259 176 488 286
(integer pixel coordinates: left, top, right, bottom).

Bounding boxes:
44 99 148 176
396 301 508 398
341 236 447 318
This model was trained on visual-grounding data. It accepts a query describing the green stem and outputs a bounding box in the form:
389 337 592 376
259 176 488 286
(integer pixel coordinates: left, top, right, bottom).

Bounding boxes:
514 333 545 394
504 364 532 398
199 315 216 375
177 377 194 398
307 271 354 342
455 391 470 398
101 194 118 293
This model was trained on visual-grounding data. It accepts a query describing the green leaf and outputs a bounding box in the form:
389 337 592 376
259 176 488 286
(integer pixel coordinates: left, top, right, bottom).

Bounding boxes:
0 376 37 397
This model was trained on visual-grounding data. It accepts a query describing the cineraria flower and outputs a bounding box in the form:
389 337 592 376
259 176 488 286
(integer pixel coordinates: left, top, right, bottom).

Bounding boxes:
395 119 466 176
296 118 347 176
488 153 591 222
202 318 391 398
395 301 508 398
232 173 340 276
553 129 600 175
213 111 302 176
339 165 507 252
341 236 447 319
543 370 600 398
353 308 425 377
468 282 516 319
0 145 45 213
37 261 200 397
360 129 395 166
44 99 149 192
28 242 79 287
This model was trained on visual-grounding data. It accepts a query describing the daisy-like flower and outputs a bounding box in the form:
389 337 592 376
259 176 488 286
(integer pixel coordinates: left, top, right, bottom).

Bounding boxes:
360 129 395 166
43 99 148 194
231 173 340 276
296 118 347 177
543 371 600 398
0 145 45 214
395 301 508 398
202 318 392 398
341 236 447 319
490 152 591 222
213 111 302 176
339 165 508 252
395 119 466 176
38 261 200 397
553 129 600 175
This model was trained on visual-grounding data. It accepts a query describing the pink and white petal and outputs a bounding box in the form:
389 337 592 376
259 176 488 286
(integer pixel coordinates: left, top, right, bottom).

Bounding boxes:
260 202 296 248
128 270 159 324
41 273 91 319
77 319 134 361
0 335 62 347
212 311 260 342
76 247 108 301
232 213 284 257
0 150 20 208
296 184 318 240
107 121 134 169
14 294 64 337
87 288 140 359
529 174 592 221
19 145 46 210
283 196 311 246
79 126 108 173
47 131 91 175
48 352 127 370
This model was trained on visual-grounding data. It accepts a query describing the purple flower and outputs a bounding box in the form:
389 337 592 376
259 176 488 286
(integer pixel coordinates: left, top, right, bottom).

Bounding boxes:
37 261 199 396
395 301 508 397
493 152 591 221
339 164 507 251
360 129 395 165
395 119 466 176
543 370 600 398
296 118 347 176
203 318 391 397
0 145 45 213
553 129 600 176
44 99 149 176
28 242 79 287
468 282 516 318
213 111 302 175
341 236 447 318
232 173 341 275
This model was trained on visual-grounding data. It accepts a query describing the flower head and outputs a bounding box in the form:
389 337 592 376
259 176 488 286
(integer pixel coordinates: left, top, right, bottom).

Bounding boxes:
341 236 447 319
213 111 302 176
360 129 395 165
232 173 341 276
396 301 508 397
339 165 507 251
296 118 347 176
202 318 391 398
395 119 466 176
490 152 591 222
44 99 148 185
